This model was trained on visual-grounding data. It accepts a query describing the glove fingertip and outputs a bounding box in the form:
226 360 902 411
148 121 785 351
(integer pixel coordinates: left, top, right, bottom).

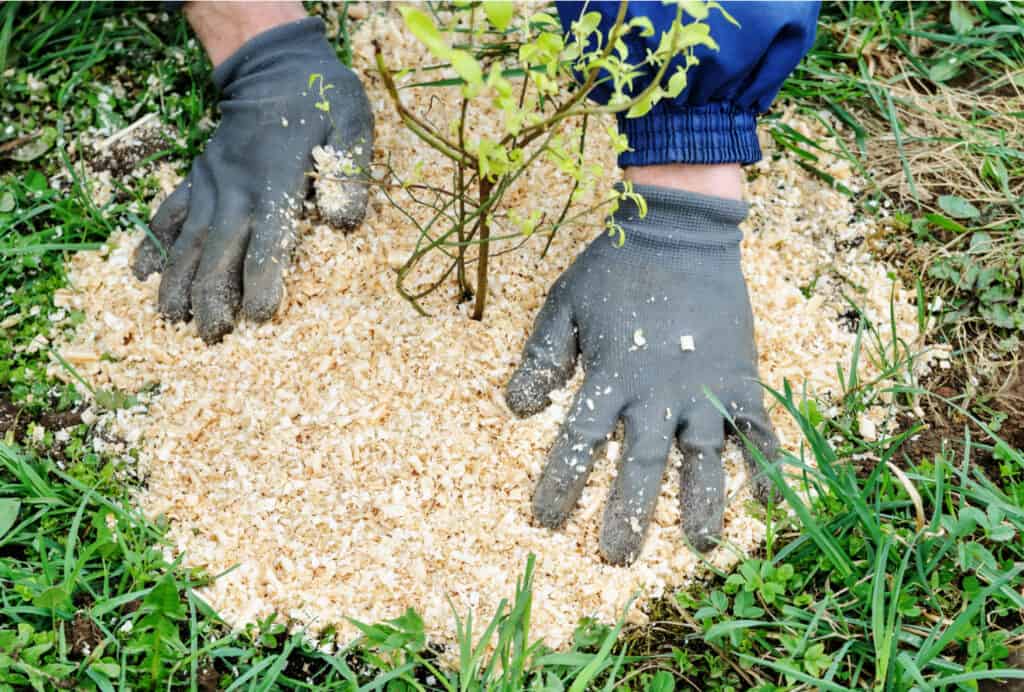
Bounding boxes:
532 492 569 530
685 526 721 553
197 317 233 344
315 178 369 232
158 275 192 325
240 288 282 327
505 365 556 418
192 279 242 344
675 503 724 554
132 242 164 281
136 182 191 281
598 524 644 567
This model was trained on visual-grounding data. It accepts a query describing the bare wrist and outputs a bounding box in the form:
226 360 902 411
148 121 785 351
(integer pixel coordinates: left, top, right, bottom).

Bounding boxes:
184 1 308 67
624 163 744 201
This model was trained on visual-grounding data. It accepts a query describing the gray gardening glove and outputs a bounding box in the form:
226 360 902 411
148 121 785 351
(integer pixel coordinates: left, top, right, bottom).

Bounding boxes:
506 185 777 565
134 17 373 343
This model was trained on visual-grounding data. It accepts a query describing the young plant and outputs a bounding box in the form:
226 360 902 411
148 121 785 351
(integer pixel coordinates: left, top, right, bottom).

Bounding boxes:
374 0 733 318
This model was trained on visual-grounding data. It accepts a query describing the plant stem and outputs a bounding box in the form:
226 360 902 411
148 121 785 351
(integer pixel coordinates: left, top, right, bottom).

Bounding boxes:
456 70 471 298
542 113 589 259
456 7 480 300
472 177 494 320
373 41 475 168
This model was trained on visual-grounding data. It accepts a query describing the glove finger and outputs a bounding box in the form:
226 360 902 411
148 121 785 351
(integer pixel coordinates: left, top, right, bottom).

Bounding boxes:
133 176 190 280
676 406 727 553
532 376 622 529
318 110 374 230
731 399 780 505
241 198 299 323
505 278 577 417
191 190 251 343
599 408 674 566
158 161 216 324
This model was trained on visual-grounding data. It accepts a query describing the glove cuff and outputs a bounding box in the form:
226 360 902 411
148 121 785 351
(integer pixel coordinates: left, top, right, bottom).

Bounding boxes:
603 183 747 271
212 17 332 91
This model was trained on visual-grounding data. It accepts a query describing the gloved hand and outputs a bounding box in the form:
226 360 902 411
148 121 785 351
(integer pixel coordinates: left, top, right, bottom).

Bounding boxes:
506 185 778 565
134 17 373 343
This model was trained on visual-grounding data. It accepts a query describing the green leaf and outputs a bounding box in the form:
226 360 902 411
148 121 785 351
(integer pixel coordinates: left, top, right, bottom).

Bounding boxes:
88 663 121 683
483 1 515 31
988 524 1016 542
666 66 688 99
528 11 560 28
924 212 967 233
571 11 603 40
307 72 322 89
706 1 740 26
628 16 655 37
24 169 47 192
22 642 53 666
645 671 675 692
982 157 1009 190
733 591 765 619
0 498 19 539
144 574 186 619
400 7 450 59
929 56 960 83
950 1 976 34
798 399 824 428
980 302 1015 329
450 50 483 88
0 190 15 213
970 231 993 252
680 1 709 20
938 194 980 219
705 619 768 644
34 585 70 610
94 388 137 411
626 91 657 119
675 22 717 50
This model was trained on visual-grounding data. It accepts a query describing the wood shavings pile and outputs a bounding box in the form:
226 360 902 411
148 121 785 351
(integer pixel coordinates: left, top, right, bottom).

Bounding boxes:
53 11 933 649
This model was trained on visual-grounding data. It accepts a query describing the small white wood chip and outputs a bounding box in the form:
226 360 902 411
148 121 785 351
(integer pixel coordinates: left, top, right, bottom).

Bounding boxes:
680 335 695 352
632 329 646 348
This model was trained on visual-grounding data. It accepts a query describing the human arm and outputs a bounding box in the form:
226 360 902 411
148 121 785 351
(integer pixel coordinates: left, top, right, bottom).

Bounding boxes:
134 3 373 343
507 2 819 564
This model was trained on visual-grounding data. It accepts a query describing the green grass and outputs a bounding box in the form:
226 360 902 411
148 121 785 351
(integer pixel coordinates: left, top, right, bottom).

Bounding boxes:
0 1 213 413
0 439 647 690
773 1 1024 389
1 2 1023 690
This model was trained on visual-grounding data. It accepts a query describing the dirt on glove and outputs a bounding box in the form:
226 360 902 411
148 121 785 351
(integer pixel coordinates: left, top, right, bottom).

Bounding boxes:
52 10 944 650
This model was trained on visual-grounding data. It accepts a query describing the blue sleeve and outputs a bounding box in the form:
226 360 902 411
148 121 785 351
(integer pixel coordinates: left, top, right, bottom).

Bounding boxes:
555 1 820 166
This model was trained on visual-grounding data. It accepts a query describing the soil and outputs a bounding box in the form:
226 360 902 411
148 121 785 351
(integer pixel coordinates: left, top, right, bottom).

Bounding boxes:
89 123 173 180
0 396 25 439
68 612 104 659
896 354 1024 481
979 648 1024 692
0 393 84 440
196 661 221 692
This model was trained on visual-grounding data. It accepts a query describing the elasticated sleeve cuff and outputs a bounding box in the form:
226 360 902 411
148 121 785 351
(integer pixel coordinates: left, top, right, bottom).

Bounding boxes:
616 102 761 167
